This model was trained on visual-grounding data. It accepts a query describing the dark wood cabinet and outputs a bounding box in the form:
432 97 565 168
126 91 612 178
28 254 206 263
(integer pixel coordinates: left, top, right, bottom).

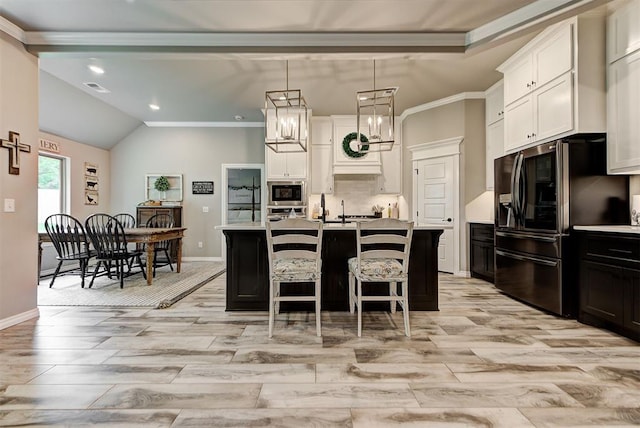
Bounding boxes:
136 206 183 262
469 222 494 283
577 231 640 341
222 227 442 312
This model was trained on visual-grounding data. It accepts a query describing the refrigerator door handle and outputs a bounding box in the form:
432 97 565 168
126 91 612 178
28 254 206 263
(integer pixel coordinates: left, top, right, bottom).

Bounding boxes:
518 153 526 225
495 231 557 242
496 249 558 267
511 153 521 222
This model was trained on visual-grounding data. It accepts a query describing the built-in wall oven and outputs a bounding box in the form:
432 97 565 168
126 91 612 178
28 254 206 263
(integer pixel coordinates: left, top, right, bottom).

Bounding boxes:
494 134 629 317
267 181 307 220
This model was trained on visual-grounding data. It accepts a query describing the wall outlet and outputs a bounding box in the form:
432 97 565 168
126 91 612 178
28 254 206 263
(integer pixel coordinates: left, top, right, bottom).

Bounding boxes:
202 206 209 213
3 198 15 212
198 241 203 248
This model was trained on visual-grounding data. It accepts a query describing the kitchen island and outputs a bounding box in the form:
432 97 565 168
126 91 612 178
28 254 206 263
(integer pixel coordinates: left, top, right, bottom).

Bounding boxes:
217 222 443 311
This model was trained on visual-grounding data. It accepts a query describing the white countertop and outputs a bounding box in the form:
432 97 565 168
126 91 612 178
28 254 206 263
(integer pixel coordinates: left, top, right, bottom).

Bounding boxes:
216 222 444 231
574 225 640 235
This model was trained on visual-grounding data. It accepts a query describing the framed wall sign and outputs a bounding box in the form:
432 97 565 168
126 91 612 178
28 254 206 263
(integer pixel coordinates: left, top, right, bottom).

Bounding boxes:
192 181 214 195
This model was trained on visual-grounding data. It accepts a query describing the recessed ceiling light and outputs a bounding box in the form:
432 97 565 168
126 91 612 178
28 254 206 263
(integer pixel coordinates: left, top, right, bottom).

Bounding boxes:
88 65 104 75
149 104 160 111
83 82 110 93
234 115 244 121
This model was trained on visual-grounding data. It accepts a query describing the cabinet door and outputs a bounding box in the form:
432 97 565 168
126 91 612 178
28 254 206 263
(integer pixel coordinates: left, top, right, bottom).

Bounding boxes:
607 50 640 174
377 142 402 194
310 144 334 194
486 119 503 190
284 151 308 179
534 21 573 89
534 72 573 142
485 81 504 125
504 95 533 152
503 54 533 106
265 147 288 179
608 0 640 64
624 271 640 333
580 260 625 325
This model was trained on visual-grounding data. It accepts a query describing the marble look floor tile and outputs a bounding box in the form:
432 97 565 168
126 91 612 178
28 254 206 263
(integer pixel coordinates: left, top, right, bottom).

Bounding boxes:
537 337 639 348
90 384 261 409
232 346 356 363
0 385 112 410
28 364 182 384
172 408 353 427
138 324 245 337
316 363 457 383
96 336 215 350
471 347 599 364
447 363 598 383
429 334 549 349
558 383 640 408
350 407 535 427
0 366 53 385
0 409 178 427
354 348 483 364
410 382 583 408
173 363 315 383
520 408 640 427
257 383 420 408
0 349 117 365
38 325 146 337
585 347 640 362
104 349 234 365
577 363 640 387
212 334 323 348
322 335 435 350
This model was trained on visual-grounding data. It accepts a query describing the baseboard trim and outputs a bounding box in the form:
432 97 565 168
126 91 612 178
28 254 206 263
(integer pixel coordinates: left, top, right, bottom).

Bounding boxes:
0 308 40 331
183 257 223 262
456 270 471 277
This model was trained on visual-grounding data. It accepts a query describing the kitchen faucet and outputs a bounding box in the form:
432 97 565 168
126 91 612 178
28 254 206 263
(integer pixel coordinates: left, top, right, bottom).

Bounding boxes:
341 200 345 224
320 193 326 223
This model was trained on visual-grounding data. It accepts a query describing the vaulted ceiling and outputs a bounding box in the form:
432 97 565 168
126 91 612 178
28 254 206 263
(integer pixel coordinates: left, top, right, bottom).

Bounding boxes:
0 0 612 148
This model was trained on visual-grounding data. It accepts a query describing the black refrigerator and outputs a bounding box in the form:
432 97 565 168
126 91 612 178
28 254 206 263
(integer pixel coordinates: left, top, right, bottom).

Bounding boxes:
494 134 629 318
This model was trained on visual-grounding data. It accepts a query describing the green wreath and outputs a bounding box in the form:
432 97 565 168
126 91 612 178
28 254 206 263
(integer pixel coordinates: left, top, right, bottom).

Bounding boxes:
342 132 369 158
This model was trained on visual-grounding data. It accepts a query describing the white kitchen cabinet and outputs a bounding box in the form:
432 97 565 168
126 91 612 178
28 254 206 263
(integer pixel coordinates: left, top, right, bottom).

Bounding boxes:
608 0 640 64
377 140 402 194
310 117 334 194
607 49 640 174
265 147 308 180
503 21 572 106
332 116 381 175
484 80 504 190
499 15 606 153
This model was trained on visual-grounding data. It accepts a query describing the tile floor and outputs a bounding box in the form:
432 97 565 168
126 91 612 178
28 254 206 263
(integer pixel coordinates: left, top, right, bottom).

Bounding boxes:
1 273 640 427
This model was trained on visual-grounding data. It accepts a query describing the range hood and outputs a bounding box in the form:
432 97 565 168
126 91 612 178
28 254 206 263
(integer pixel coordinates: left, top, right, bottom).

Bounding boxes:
332 117 381 175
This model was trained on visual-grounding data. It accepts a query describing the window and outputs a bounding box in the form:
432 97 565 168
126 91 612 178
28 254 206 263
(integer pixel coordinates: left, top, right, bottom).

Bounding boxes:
38 154 67 232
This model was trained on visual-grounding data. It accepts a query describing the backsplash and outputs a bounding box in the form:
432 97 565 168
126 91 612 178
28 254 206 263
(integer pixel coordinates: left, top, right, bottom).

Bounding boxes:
308 175 399 219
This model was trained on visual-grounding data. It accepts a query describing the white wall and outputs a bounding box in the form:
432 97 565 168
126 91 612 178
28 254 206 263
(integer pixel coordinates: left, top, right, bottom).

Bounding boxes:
110 125 265 259
0 32 40 328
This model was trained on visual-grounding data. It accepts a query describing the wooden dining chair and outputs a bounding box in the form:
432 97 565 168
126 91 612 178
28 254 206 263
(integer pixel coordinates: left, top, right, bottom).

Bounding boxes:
348 218 414 337
266 218 323 337
84 214 146 288
145 213 174 276
44 214 94 288
113 213 136 228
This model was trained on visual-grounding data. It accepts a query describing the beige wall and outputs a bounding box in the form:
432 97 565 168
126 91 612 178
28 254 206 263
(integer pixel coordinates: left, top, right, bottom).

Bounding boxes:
110 125 265 259
0 33 39 326
40 131 111 219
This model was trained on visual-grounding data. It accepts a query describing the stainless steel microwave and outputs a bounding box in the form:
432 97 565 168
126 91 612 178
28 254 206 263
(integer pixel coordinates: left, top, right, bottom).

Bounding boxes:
267 181 306 206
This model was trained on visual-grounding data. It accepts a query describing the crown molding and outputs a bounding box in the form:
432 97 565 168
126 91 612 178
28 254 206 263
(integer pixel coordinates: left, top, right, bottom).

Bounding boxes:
400 92 485 122
145 121 264 128
0 16 26 43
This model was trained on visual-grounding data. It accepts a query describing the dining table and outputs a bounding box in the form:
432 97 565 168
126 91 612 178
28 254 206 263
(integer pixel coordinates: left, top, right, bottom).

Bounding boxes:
38 226 187 285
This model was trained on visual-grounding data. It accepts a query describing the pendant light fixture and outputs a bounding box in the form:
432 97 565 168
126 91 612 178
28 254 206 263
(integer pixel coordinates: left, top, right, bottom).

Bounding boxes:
356 60 398 153
264 60 309 153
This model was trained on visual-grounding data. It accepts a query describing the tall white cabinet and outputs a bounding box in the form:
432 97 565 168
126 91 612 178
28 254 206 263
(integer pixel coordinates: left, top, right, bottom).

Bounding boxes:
498 16 606 153
265 148 308 180
310 117 334 194
607 0 640 174
484 80 504 190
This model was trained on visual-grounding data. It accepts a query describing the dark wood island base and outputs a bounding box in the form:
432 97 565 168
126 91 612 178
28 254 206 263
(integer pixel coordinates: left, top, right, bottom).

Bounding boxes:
221 225 443 312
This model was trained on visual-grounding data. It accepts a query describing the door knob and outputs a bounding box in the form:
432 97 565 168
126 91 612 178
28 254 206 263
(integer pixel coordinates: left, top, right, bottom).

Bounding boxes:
443 218 452 222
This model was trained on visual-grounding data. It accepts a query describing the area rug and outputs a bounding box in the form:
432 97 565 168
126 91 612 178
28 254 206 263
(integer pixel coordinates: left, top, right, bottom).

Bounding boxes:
37 261 225 309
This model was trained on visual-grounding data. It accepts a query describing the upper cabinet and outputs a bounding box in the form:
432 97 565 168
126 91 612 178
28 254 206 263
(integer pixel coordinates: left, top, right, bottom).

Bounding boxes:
376 122 402 194
608 0 640 64
607 0 640 175
485 80 504 190
310 117 334 194
498 16 606 153
265 147 308 180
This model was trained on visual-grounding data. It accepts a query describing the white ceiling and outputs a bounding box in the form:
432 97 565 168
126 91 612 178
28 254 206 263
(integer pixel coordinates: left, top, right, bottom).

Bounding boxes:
0 0 612 148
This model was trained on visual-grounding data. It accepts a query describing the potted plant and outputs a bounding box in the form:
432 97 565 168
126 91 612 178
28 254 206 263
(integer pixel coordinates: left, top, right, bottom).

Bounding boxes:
154 176 171 200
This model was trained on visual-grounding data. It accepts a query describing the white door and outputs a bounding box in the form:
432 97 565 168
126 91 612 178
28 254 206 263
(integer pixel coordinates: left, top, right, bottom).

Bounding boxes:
416 156 454 273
